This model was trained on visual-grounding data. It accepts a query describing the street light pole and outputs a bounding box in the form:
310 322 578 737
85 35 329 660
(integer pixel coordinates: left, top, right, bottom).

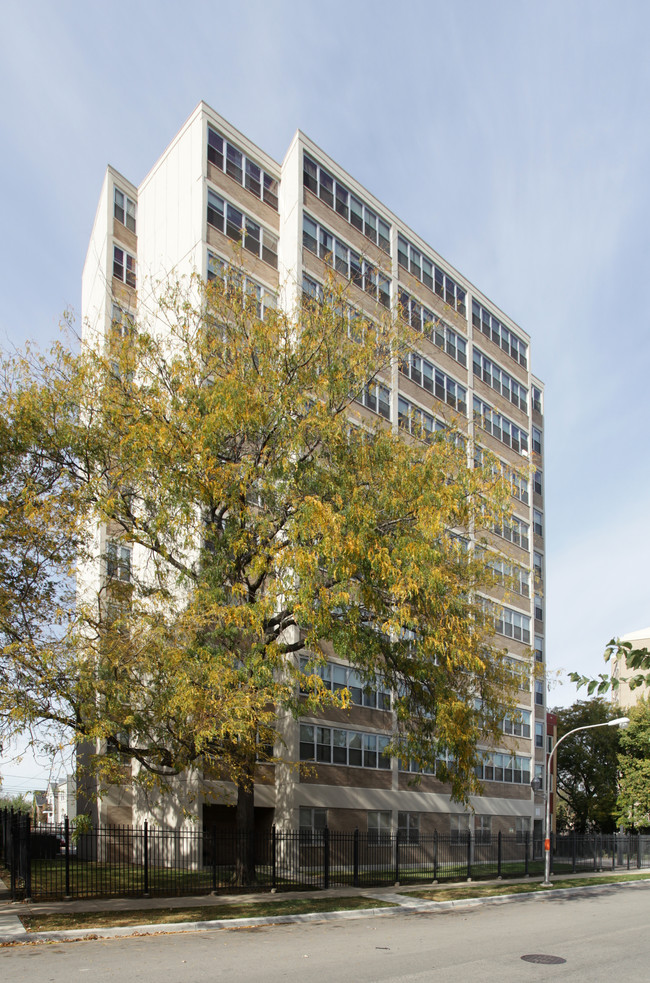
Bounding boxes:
543 715 629 886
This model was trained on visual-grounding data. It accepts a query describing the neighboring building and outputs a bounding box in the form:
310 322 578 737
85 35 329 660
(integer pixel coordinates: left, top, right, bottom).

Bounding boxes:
80 101 546 837
612 628 650 709
47 776 77 827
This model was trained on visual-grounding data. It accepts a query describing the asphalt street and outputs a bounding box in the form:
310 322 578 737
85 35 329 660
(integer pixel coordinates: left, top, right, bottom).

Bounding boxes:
2 881 649 982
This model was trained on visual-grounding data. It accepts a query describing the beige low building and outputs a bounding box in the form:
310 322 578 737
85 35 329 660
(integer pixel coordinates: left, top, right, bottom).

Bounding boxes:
613 628 650 709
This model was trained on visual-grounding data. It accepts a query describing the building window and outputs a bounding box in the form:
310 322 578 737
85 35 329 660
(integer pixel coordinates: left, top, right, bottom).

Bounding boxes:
488 557 530 598
473 348 528 412
535 721 544 749
532 427 542 455
515 817 530 843
450 814 472 843
208 125 278 210
532 386 543 413
107 542 131 582
114 187 136 233
491 512 529 552
113 246 136 288
534 594 543 622
398 395 453 442
303 214 390 306
476 753 531 785
398 290 467 366
535 679 545 707
547 735 553 754
207 191 278 269
534 635 544 663
300 657 391 710
368 811 392 844
397 812 420 845
475 815 492 845
299 723 391 770
472 300 528 369
533 509 543 538
398 235 466 317
207 253 275 317
473 396 528 455
399 352 467 416
488 602 531 644
353 381 391 421
503 708 531 738
299 807 327 842
303 153 391 254
533 469 543 496
111 304 136 338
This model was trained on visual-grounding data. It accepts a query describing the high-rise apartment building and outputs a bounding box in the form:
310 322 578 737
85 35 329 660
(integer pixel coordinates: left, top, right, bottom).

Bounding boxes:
81 101 546 841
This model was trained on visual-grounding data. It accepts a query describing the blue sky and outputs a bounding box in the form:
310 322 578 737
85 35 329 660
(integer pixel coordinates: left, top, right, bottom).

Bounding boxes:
2 0 649 793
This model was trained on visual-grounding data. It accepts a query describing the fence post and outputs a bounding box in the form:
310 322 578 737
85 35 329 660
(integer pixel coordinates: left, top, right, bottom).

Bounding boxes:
323 826 330 890
627 833 631 870
10 811 17 901
612 833 616 871
63 815 71 899
23 814 32 902
572 832 576 873
497 830 502 879
271 825 276 892
211 824 217 893
594 833 598 871
466 831 472 880
638 832 642 869
395 830 400 886
433 829 438 882
524 830 529 876
143 820 149 897
353 827 359 888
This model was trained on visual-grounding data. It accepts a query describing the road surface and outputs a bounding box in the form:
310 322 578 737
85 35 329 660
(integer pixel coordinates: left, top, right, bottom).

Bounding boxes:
2 881 649 981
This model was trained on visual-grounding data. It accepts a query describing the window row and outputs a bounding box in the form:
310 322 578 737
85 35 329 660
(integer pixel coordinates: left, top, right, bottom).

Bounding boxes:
473 396 529 455
487 557 530 598
208 125 278 210
492 512 530 551
113 246 136 288
354 381 391 420
207 190 278 268
299 724 391 769
472 348 528 413
474 447 529 505
481 599 531 644
299 656 391 710
502 707 531 739
400 746 455 777
398 291 467 366
303 215 390 307
399 353 467 415
114 187 136 233
207 253 276 318
472 300 528 368
398 396 450 442
475 752 531 785
303 153 391 253
397 235 467 317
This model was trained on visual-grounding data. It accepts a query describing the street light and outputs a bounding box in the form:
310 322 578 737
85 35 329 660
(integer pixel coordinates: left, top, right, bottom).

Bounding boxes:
543 715 629 886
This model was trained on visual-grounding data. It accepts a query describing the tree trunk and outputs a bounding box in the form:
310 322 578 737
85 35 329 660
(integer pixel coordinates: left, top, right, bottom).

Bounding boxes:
234 766 256 886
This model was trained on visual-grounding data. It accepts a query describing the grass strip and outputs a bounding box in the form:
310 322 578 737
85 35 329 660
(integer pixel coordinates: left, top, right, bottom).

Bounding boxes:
19 896 395 933
406 871 650 902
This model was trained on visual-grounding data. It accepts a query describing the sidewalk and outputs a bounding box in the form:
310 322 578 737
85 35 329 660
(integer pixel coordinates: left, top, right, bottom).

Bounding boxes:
2 870 649 945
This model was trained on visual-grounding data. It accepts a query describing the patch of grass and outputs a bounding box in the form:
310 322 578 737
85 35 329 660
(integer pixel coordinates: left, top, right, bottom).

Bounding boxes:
19 895 395 933
406 871 650 902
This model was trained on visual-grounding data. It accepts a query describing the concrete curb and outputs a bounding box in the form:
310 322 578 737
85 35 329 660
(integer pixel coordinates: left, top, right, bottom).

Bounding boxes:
2 878 649 945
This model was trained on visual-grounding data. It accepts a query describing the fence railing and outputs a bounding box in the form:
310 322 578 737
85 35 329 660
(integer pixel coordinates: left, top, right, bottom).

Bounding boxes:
2 809 650 902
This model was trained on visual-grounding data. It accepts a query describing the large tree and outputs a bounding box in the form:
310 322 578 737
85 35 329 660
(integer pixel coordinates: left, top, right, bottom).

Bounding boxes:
615 697 650 831
0 268 520 875
553 698 622 833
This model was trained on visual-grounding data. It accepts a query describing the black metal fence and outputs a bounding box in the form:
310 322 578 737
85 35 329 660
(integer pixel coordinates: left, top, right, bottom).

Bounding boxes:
2 809 650 902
